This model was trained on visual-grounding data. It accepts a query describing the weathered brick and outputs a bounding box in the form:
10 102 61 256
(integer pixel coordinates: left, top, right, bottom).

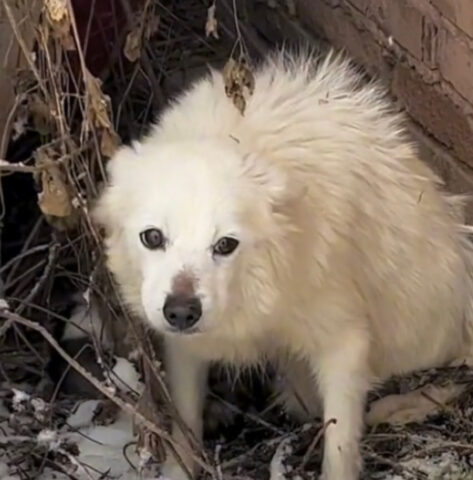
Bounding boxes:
432 0 473 38
348 0 424 59
347 0 373 14
421 17 438 67
383 0 424 59
392 63 473 169
438 31 473 104
296 0 473 175
297 0 390 77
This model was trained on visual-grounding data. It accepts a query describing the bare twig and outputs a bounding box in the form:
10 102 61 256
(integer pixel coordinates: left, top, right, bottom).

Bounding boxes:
299 419 337 472
0 310 214 476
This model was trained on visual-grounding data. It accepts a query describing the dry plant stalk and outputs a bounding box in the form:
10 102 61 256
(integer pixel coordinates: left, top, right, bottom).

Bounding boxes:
0 309 215 477
0 0 42 157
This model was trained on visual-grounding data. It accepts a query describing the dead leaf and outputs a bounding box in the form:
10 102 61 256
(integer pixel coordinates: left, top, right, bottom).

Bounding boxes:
124 14 160 63
84 70 112 130
35 149 73 218
124 22 142 63
133 388 169 463
223 57 255 115
205 3 219 39
100 128 119 158
366 382 465 426
84 69 119 156
43 0 75 50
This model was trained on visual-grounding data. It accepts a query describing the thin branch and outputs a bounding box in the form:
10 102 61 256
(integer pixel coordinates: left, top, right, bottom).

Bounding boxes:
0 310 215 477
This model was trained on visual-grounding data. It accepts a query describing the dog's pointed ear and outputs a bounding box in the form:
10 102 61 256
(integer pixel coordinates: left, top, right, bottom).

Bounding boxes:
241 153 305 208
92 144 139 232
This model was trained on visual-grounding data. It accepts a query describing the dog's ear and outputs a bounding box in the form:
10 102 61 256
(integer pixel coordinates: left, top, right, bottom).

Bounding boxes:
92 144 138 232
241 153 305 208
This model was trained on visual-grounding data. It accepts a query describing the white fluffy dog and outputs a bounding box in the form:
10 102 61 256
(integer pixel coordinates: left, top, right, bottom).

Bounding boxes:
94 50 473 480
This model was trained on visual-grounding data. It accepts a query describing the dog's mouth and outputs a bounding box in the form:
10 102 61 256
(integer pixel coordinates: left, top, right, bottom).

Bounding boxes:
164 325 202 336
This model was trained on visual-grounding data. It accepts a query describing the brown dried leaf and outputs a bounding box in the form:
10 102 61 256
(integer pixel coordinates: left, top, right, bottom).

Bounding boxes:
205 3 219 39
124 14 160 63
43 0 75 50
84 70 112 130
366 382 465 426
35 150 73 218
84 69 119 156
100 127 120 158
133 387 169 463
124 22 142 63
223 57 255 115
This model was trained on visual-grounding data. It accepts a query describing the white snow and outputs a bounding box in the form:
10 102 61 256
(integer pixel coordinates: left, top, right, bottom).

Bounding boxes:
1 361 152 480
269 437 293 480
65 409 145 479
380 451 470 480
61 301 107 343
67 400 101 429
110 357 143 394
11 388 29 412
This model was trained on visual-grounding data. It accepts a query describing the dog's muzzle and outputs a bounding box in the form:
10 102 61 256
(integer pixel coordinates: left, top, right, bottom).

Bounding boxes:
163 294 202 331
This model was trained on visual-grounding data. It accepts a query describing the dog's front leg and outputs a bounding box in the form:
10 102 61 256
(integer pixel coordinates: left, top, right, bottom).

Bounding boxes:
313 332 370 480
161 336 208 480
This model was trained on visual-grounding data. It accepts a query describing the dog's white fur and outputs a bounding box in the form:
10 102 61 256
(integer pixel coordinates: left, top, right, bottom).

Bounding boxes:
94 50 473 480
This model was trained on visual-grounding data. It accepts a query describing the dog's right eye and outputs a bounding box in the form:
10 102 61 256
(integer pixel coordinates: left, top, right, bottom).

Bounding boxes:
140 228 165 250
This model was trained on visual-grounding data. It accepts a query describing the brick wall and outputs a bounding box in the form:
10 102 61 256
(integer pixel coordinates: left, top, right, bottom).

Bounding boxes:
295 0 473 220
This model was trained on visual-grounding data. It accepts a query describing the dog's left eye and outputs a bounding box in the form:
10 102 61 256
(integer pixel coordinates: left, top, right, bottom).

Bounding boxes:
213 237 239 256
140 228 165 250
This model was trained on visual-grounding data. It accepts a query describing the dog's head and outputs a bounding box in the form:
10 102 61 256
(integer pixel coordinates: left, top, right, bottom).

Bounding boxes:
94 137 296 336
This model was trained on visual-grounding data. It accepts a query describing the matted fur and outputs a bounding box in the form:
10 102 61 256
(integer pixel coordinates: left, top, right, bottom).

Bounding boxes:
94 49 473 480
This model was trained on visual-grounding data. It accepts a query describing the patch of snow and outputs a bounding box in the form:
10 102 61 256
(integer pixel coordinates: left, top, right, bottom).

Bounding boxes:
37 429 61 452
67 400 101 429
402 451 467 479
270 437 293 480
61 302 106 343
11 389 29 412
110 357 143 394
68 409 159 479
382 451 470 480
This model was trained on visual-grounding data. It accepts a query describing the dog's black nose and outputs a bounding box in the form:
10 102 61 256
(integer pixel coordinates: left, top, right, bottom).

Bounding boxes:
163 294 202 330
